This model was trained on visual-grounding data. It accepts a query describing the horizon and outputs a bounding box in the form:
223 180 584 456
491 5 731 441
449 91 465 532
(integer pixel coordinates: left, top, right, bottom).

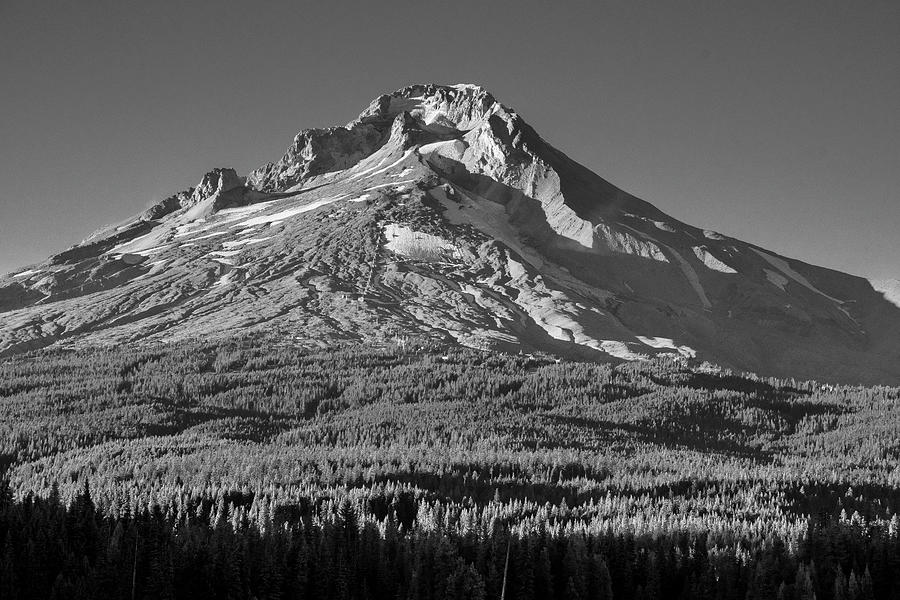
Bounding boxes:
1 1 898 281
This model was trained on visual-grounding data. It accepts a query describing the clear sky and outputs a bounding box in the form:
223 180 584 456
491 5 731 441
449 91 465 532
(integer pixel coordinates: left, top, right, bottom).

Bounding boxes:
1 0 897 279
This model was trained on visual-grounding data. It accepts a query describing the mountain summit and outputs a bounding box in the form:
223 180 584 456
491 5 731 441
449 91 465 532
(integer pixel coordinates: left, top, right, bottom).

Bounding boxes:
3 83 899 383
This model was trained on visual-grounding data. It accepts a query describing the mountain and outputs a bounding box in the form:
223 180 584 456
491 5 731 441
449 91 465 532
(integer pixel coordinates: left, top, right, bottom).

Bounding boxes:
2 83 899 384
871 279 900 310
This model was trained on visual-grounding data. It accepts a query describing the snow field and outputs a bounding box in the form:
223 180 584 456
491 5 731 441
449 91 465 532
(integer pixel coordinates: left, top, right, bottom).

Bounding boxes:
383 224 462 263
692 246 738 274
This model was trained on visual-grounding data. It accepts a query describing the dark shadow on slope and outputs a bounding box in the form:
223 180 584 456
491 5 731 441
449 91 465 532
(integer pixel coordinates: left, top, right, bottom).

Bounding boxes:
427 155 708 315
544 413 774 461
49 221 155 265
783 481 900 520
139 400 296 443
650 370 814 397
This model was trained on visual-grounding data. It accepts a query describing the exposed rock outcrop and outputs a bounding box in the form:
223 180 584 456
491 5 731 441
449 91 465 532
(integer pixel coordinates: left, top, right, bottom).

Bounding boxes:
142 190 192 221
190 168 243 205
247 122 391 192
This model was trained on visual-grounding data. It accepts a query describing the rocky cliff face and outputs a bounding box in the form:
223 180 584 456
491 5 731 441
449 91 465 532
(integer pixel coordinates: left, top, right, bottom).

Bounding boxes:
3 83 899 384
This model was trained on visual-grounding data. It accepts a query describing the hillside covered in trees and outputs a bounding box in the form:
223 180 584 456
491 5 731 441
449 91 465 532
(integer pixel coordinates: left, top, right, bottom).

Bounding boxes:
2 337 900 599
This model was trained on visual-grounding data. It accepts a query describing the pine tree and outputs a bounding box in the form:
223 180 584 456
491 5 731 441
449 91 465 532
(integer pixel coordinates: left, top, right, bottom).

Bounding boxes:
289 536 310 600
511 540 534 600
0 478 12 512
595 556 614 600
565 576 584 600
144 533 175 600
643 551 662 600
848 570 861 600
340 499 358 546
834 569 849 600
0 534 18 600
461 564 487 600
794 564 817 600
860 566 874 600
746 554 779 600
534 547 553 600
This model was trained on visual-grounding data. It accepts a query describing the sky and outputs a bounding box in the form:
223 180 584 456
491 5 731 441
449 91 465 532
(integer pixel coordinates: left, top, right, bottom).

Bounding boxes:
0 0 897 279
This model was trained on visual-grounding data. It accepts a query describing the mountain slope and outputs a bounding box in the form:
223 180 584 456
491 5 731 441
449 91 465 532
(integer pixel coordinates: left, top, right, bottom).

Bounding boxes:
871 279 900 310
3 83 899 384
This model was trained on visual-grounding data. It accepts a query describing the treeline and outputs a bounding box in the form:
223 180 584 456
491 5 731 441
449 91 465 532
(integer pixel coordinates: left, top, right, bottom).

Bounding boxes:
3 338 900 597
1 479 897 600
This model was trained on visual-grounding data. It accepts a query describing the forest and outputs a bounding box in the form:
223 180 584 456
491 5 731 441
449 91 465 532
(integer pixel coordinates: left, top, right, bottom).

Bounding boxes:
2 335 900 599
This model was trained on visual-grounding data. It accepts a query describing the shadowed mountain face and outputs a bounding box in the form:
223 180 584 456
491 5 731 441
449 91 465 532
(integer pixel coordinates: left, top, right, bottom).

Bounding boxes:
2 83 899 384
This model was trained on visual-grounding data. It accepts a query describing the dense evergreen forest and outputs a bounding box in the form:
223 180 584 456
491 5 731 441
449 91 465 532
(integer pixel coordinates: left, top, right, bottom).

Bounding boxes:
2 337 900 599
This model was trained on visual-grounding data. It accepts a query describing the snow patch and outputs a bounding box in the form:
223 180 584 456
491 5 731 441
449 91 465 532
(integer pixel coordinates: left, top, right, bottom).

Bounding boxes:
347 194 372 203
751 249 843 303
506 257 528 279
598 224 668 262
213 271 237 287
636 336 697 358
703 230 726 240
651 221 676 232
598 340 648 361
432 185 545 271
764 269 789 291
361 148 416 180
216 202 275 217
506 256 648 360
365 180 417 192
110 244 170 259
129 259 170 281
234 197 340 228
346 155 388 181
383 224 462 262
418 139 468 161
11 269 41 278
871 279 900 309
692 246 737 274
108 227 171 256
169 198 284 235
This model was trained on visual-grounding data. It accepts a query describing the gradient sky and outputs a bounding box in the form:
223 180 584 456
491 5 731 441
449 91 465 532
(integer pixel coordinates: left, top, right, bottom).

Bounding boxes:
1 0 897 279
